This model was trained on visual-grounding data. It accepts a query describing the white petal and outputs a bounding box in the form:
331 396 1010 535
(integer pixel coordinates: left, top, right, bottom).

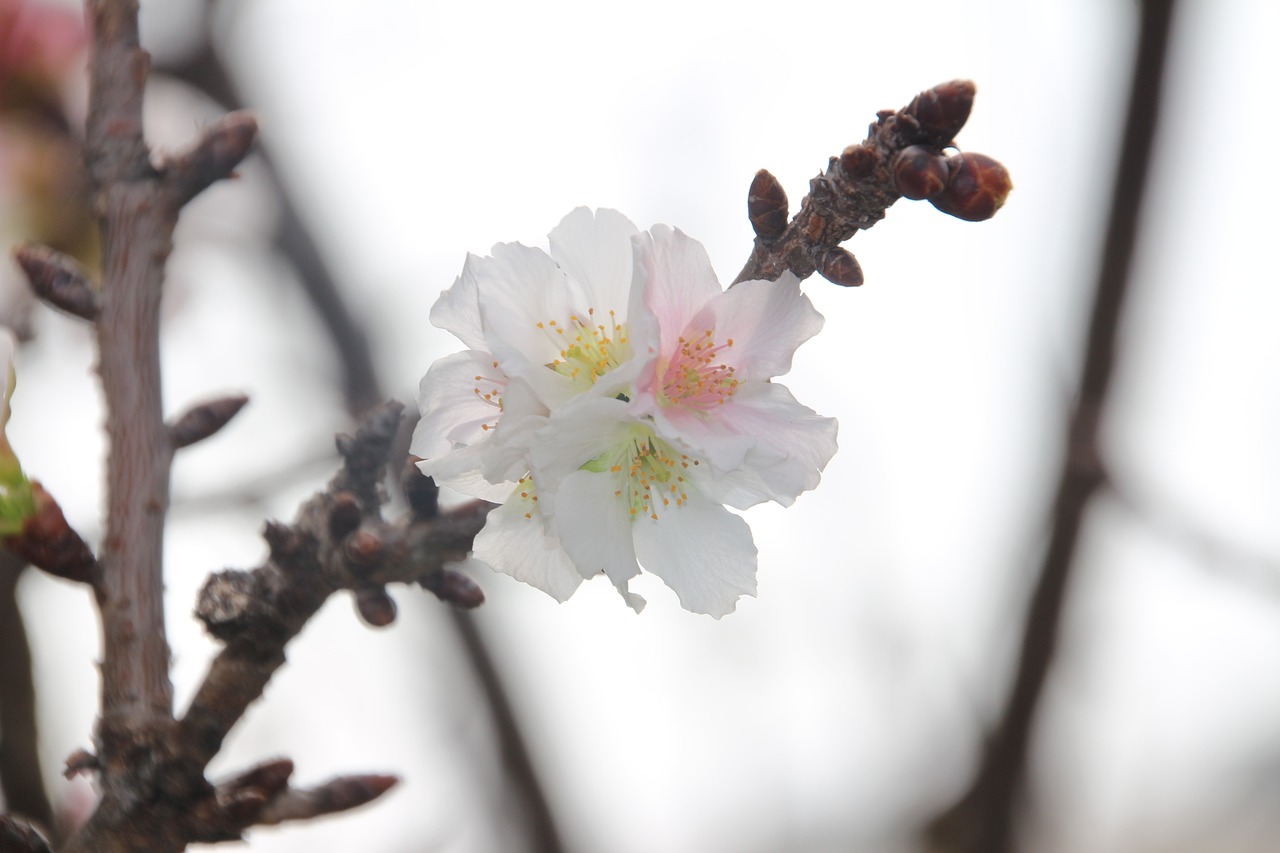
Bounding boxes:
552 468 641 591
429 257 487 351
475 241 576 372
633 493 757 618
473 496 583 603
548 208 640 318
528 397 637 493
413 351 504 456
706 272 824 380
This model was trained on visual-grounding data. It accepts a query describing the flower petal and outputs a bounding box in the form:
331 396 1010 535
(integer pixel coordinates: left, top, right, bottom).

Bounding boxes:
702 272 823 381
473 494 583 603
633 492 757 618
548 208 640 318
552 468 641 596
429 257 487 351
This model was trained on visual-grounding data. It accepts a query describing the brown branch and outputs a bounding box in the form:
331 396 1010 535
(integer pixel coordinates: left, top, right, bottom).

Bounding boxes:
923 3 1180 852
177 401 489 772
735 79 1010 287
0 557 53 833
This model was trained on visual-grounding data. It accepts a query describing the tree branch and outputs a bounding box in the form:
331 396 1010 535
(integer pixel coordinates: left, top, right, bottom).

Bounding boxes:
735 79 1010 287
923 3 1180 851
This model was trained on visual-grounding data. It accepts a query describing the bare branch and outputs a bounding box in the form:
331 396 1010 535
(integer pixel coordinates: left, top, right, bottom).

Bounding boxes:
177 401 490 771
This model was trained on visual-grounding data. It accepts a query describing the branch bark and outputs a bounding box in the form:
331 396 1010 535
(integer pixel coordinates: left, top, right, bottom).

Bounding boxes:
923 3 1179 851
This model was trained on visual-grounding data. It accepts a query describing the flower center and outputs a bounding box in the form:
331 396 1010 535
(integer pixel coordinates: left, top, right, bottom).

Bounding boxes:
658 329 738 411
539 309 630 392
584 428 700 522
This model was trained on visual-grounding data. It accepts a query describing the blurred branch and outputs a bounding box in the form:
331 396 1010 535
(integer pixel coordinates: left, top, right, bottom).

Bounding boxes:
923 2 1179 852
0 556 53 833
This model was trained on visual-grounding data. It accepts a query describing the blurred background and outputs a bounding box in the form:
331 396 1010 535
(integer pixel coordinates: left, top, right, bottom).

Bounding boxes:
3 0 1279 851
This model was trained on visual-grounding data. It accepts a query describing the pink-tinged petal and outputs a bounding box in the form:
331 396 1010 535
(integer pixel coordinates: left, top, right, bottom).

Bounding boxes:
473 496 583 603
429 257 486 351
703 272 824 381
634 225 722 363
697 383 837 509
632 493 757 618
553 468 641 595
548 208 640 317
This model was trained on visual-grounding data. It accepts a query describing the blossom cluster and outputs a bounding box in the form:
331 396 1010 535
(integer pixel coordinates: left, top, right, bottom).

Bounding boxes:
413 209 837 617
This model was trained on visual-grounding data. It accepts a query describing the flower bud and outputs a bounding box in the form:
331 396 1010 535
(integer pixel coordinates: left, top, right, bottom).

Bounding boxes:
929 152 1013 222
747 169 788 243
892 146 950 200
819 247 864 287
908 79 976 143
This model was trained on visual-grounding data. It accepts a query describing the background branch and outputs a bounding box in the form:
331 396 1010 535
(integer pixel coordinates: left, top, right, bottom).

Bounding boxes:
0 557 52 834
924 2 1179 851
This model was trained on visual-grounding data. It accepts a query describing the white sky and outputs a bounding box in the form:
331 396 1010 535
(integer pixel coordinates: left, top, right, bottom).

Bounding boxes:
10 1 1280 851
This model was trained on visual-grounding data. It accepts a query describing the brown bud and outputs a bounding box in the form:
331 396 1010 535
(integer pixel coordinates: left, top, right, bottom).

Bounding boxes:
355 587 397 627
819 247 864 287
929 152 1013 221
892 145 950 200
908 79 975 143
6 482 98 584
747 169 788 243
343 528 384 573
263 520 301 560
421 567 484 609
13 244 100 321
168 111 259 206
327 492 363 541
839 144 875 178
169 394 249 449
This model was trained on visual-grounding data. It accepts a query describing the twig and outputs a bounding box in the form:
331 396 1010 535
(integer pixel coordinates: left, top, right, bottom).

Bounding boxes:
0 556 53 834
923 3 1180 852
735 79 1011 287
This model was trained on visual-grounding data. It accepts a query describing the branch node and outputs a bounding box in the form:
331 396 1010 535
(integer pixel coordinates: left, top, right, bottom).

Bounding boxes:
402 458 439 519
12 244 100 321
326 492 363 541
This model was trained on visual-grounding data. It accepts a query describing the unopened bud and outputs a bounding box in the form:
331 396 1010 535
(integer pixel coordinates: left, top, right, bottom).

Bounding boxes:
892 145 950 200
908 79 976 143
421 567 484 609
747 169 788 243
355 587 397 627
819 247 864 287
929 152 1013 221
